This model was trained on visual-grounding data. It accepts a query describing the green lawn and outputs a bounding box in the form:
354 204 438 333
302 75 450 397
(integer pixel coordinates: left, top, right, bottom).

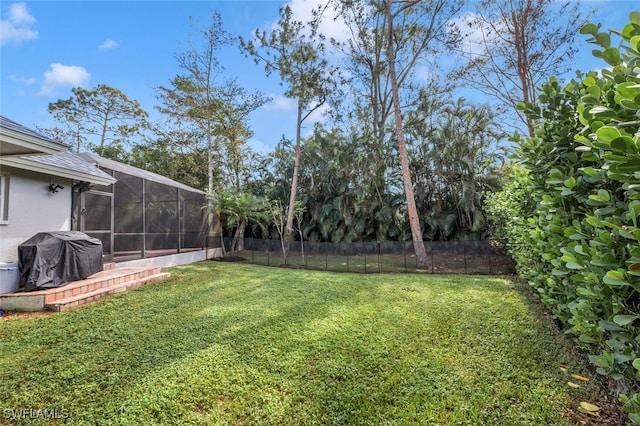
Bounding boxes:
0 262 618 425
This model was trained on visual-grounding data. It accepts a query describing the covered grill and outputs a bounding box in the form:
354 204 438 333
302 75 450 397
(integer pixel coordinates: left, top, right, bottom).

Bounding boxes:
18 231 103 292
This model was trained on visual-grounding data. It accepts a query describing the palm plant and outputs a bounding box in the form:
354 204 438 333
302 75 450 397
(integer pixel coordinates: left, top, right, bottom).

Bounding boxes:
407 98 507 239
206 191 234 256
207 191 267 255
224 193 268 254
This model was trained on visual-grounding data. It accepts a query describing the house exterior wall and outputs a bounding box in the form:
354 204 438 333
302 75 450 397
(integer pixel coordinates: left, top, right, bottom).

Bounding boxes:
0 166 71 293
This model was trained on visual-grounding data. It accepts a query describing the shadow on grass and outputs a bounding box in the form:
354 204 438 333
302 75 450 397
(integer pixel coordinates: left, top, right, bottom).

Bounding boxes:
0 262 622 425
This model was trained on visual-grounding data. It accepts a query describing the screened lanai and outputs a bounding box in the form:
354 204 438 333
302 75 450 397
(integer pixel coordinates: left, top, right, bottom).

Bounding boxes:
74 153 217 263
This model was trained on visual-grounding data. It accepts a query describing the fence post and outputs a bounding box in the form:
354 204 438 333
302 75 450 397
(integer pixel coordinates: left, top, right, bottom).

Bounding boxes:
364 245 367 274
403 243 407 273
378 242 382 273
488 240 493 274
431 243 434 274
463 243 467 274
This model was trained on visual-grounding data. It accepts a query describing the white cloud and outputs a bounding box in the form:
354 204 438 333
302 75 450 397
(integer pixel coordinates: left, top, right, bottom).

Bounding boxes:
0 2 38 45
7 2 33 24
285 0 352 44
415 66 436 83
39 64 90 96
261 93 330 132
304 102 329 124
263 94 295 111
248 137 272 154
258 0 353 49
452 11 506 58
99 38 119 50
8 74 36 85
451 12 486 57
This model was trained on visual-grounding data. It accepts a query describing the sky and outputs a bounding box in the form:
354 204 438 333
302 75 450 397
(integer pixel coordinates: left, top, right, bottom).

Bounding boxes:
1 0 639 155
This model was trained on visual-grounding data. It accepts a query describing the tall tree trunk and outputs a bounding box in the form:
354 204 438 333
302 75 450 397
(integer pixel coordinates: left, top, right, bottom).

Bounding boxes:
231 220 245 254
512 10 536 137
207 132 219 257
284 102 303 257
216 214 226 257
385 0 428 268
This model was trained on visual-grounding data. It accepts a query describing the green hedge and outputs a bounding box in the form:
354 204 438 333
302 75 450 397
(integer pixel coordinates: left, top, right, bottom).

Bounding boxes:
486 12 640 422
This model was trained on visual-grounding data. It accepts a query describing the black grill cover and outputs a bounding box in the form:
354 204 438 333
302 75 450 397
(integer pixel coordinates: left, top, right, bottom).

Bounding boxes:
18 231 103 292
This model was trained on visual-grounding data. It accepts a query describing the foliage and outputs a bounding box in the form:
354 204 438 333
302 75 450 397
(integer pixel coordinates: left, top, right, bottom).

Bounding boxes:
41 8 509 248
206 190 267 253
0 262 615 425
227 192 268 252
453 0 589 136
408 97 506 239
491 12 640 422
208 80 269 192
128 132 208 190
484 163 533 241
240 4 339 248
295 127 406 243
261 97 507 244
331 0 463 145
264 198 305 258
48 84 149 157
155 12 237 194
328 0 465 266
383 0 429 267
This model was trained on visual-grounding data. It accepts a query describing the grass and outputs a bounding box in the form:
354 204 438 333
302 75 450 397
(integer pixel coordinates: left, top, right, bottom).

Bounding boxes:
0 262 619 425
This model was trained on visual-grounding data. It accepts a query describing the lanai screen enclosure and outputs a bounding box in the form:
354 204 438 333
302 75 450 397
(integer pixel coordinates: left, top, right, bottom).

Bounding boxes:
74 154 214 263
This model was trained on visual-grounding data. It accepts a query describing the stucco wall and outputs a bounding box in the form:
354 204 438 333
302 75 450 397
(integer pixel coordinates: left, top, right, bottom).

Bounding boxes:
0 166 71 265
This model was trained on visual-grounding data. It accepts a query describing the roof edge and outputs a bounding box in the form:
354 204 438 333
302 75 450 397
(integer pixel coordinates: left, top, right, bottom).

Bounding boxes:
0 156 117 186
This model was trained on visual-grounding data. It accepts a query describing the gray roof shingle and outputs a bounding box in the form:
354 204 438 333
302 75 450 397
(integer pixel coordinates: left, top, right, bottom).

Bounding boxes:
24 151 116 182
0 115 68 149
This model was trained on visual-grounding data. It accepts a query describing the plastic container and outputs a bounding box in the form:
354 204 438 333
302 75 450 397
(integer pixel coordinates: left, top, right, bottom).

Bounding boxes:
0 265 19 294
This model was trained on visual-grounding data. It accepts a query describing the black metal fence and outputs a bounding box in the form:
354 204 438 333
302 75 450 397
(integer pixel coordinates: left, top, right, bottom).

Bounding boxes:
218 238 514 275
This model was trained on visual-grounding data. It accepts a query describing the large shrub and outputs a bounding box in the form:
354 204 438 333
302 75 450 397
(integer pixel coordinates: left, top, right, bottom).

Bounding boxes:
487 12 640 421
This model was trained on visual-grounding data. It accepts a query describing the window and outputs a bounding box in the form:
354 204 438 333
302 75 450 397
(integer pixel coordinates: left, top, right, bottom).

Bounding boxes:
0 173 9 224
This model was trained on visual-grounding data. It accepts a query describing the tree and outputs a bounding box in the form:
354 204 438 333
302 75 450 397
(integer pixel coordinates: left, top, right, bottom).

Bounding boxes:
293 201 306 262
240 4 339 254
267 126 408 243
223 192 267 253
453 0 589 136
265 197 305 260
331 0 462 209
155 11 233 194
48 84 149 158
265 198 287 258
384 0 426 266
406 97 506 238
208 79 269 192
128 127 208 190
322 0 462 265
35 126 73 146
206 190 234 256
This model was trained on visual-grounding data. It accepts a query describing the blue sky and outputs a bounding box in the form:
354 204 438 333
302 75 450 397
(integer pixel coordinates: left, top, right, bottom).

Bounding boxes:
1 1 639 154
